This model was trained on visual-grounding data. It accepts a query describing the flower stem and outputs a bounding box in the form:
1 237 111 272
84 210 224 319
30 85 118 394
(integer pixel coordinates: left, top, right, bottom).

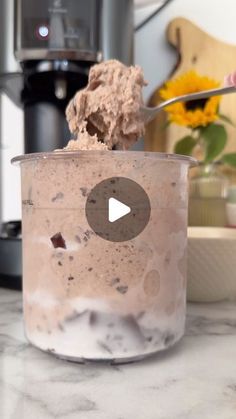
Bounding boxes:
194 127 206 160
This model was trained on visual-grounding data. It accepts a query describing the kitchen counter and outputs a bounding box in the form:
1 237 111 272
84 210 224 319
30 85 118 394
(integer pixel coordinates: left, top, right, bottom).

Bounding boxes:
0 289 236 419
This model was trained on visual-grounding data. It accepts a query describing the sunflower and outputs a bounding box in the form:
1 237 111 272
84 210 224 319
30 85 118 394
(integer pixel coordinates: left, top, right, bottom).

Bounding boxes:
159 70 221 128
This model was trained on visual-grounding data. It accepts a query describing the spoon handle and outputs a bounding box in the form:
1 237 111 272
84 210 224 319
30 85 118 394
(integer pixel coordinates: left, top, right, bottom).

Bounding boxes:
142 85 236 122
160 85 236 109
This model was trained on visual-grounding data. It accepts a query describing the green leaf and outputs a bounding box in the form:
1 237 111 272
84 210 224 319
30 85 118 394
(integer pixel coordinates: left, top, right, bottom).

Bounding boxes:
201 124 227 163
219 113 235 127
174 136 196 156
221 153 236 168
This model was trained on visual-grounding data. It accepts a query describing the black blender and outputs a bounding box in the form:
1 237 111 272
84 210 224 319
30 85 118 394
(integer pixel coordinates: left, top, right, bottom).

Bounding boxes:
0 0 134 288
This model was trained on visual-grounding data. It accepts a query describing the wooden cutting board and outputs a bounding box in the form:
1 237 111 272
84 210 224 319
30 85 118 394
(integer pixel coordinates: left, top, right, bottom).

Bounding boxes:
145 17 236 178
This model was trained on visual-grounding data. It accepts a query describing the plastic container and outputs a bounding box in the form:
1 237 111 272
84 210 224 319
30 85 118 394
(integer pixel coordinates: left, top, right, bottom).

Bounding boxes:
12 150 195 363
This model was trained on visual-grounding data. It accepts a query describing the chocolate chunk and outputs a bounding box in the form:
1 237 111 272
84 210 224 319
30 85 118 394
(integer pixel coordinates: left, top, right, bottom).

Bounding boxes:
88 267 93 271
80 187 88 197
97 340 113 354
50 232 66 249
109 277 120 286
84 230 94 240
58 261 63 266
116 285 128 294
68 275 74 281
75 235 81 244
65 310 88 322
164 333 175 346
22 199 34 206
51 192 64 202
124 315 146 344
89 311 97 325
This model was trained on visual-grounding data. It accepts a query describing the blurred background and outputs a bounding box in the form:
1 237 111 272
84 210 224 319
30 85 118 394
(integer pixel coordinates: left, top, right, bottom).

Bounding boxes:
1 0 236 291
1 0 236 222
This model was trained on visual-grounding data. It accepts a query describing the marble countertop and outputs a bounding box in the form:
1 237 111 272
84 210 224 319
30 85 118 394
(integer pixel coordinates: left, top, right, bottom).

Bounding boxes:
1 289 236 419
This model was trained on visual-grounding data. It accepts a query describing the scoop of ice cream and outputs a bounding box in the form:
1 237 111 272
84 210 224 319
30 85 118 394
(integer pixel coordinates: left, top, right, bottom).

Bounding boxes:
64 126 108 151
65 60 146 150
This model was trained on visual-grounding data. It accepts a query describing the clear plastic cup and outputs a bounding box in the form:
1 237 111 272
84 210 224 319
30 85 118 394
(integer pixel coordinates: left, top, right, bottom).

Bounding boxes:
12 150 195 363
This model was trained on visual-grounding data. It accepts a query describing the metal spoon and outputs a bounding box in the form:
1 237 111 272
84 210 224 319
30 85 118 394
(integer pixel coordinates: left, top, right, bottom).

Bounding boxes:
140 85 236 123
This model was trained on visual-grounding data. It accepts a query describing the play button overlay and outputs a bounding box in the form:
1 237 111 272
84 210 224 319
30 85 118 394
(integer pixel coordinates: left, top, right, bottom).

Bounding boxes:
108 198 131 222
85 177 151 242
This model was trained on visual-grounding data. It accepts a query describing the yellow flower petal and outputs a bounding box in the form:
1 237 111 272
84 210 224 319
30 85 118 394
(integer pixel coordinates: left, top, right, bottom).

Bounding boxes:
160 70 221 128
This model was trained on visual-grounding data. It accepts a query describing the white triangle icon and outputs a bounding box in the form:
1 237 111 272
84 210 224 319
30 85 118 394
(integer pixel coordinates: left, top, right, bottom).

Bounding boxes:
108 197 131 223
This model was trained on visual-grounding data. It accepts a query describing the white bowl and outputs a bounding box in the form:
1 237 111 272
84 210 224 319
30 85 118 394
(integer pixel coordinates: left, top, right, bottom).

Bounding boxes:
226 202 236 227
187 227 236 302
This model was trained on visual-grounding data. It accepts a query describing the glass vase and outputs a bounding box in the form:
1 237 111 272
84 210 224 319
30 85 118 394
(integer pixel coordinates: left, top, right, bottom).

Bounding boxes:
188 162 229 227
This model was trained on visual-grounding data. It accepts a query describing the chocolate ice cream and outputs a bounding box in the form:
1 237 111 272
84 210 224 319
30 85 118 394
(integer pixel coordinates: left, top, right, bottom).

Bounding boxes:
65 60 146 150
13 58 195 363
20 151 190 362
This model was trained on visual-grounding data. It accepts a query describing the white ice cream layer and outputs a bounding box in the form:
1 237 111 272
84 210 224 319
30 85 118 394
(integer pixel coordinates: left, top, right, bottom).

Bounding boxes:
25 292 185 361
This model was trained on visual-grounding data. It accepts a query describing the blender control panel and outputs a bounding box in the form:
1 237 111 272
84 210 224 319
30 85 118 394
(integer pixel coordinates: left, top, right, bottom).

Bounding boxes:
15 0 101 61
